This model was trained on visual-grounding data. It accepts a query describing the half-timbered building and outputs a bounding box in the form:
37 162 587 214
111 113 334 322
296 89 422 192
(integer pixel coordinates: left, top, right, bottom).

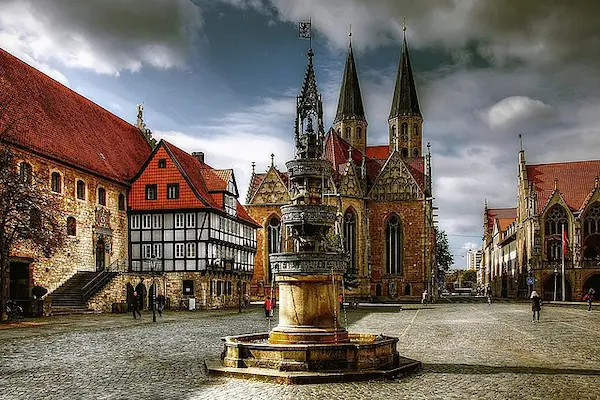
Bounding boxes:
127 140 259 309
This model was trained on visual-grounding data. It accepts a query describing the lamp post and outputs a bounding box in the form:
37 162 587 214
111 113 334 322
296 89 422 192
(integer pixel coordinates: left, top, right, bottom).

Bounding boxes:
431 268 435 302
237 270 242 314
553 267 558 302
150 256 157 323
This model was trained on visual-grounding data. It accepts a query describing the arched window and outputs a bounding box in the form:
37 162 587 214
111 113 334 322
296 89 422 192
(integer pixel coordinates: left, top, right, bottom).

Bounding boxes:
401 148 408 157
118 193 126 211
413 148 419 157
391 125 396 140
19 162 32 184
386 215 403 275
344 209 357 276
544 205 568 261
267 217 281 284
413 123 419 136
401 123 408 141
583 203 600 259
356 127 362 139
345 127 351 139
76 180 86 200
97 187 106 206
51 172 61 193
67 216 77 236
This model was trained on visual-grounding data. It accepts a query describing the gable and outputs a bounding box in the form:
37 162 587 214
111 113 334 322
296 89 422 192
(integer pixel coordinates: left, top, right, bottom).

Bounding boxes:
368 151 423 201
129 145 207 211
227 174 239 197
249 167 290 205
339 162 363 197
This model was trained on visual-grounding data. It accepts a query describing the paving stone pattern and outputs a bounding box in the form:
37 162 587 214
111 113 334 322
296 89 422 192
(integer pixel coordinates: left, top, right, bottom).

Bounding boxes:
1 303 599 399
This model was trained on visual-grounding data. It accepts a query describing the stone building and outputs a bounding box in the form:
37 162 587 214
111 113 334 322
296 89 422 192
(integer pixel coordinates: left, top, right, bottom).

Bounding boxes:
121 140 259 310
245 33 436 301
484 146 600 301
0 48 153 312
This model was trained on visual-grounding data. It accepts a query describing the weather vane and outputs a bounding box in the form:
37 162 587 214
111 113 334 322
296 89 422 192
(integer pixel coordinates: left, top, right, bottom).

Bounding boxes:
299 18 312 50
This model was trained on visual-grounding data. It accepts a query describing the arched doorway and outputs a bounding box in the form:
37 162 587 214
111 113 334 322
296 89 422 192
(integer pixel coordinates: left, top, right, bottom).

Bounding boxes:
404 283 412 296
375 284 382 297
135 282 147 310
583 274 600 301
543 274 572 301
126 283 134 311
96 239 105 271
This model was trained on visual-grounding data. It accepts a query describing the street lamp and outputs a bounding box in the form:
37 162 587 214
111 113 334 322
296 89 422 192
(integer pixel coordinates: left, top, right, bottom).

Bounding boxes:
553 267 558 302
150 255 157 323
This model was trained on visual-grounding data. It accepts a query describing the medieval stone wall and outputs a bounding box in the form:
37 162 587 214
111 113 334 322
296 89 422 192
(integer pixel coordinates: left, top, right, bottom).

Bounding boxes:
9 147 129 295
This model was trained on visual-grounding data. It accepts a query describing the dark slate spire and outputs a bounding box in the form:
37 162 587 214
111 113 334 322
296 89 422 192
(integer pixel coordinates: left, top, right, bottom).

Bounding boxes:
294 48 325 159
334 42 365 124
389 33 421 119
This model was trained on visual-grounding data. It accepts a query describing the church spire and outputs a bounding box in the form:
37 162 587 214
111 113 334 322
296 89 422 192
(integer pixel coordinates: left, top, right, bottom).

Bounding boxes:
333 26 368 154
388 24 423 157
389 30 421 119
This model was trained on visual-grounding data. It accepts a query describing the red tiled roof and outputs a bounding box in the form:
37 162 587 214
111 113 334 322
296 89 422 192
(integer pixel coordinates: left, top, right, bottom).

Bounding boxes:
498 217 516 232
527 160 600 212
366 145 389 160
246 172 266 203
0 48 151 183
163 141 258 226
485 207 517 232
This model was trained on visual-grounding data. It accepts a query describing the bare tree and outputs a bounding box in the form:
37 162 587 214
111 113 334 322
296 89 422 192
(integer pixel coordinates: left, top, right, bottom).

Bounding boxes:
0 96 66 322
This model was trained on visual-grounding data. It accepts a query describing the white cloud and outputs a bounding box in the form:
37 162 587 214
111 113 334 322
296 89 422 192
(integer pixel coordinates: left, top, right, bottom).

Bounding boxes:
484 96 552 130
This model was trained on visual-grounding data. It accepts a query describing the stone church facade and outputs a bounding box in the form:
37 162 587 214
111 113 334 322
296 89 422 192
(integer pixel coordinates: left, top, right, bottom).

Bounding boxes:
245 33 436 301
484 146 600 301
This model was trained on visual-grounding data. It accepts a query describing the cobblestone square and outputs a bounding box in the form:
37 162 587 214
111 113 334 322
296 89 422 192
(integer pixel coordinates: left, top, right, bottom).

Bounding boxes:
1 303 599 399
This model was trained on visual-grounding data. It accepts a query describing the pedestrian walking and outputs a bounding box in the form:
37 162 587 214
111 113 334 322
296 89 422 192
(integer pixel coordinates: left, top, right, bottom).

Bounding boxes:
421 290 427 305
264 296 273 318
487 292 492 305
243 293 250 309
156 293 165 317
132 291 142 319
586 288 595 312
531 290 541 322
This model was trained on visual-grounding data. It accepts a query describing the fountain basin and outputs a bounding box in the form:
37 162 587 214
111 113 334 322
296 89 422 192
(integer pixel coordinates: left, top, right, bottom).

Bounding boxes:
206 332 421 384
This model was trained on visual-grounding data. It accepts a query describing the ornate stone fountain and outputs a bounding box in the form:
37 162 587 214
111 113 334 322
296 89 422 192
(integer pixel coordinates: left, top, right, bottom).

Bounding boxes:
206 49 420 384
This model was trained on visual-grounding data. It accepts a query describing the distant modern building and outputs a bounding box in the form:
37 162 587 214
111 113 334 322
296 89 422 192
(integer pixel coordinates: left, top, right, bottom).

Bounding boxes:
466 248 483 287
483 146 600 300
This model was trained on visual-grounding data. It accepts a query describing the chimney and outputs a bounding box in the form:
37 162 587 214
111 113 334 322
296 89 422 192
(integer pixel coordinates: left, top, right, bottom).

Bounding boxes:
192 152 204 163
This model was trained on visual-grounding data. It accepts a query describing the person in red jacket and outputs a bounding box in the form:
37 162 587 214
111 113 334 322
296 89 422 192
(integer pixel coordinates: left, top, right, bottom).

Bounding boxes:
264 296 273 318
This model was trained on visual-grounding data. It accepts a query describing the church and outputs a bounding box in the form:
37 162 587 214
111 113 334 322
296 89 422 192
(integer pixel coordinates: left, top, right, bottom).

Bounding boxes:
245 31 436 301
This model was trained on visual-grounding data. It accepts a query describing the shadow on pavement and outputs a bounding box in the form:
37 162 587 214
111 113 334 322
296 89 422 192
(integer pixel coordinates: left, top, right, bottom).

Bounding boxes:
423 363 600 376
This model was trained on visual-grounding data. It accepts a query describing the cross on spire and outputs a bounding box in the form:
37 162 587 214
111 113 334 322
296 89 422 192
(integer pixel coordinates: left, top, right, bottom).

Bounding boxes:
270 153 275 168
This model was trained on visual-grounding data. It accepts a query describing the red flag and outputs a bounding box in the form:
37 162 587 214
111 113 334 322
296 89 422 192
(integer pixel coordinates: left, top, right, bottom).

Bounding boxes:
562 225 568 255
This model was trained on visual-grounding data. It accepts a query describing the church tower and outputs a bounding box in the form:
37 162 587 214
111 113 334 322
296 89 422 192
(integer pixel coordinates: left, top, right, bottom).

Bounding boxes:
333 32 367 154
388 28 422 157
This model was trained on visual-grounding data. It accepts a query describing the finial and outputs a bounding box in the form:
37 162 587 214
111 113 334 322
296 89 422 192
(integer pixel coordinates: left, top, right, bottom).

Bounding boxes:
348 145 352 161
595 175 599 188
393 132 399 152
519 134 523 151
251 162 256 174
349 24 352 40
402 17 407 33
554 177 558 190
484 198 488 209
270 153 275 168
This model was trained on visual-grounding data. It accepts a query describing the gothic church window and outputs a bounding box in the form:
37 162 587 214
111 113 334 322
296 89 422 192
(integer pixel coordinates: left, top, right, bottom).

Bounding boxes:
51 172 61 193
357 127 362 139
544 205 568 261
391 126 396 141
386 215 403 275
76 180 86 200
413 149 419 157
401 123 408 141
344 209 357 276
583 202 600 259
413 123 419 136
345 127 351 139
267 217 281 284
401 148 408 157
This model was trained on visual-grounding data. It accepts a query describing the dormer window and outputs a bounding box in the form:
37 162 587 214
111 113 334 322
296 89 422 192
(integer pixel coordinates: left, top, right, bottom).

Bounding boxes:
145 184 157 200
225 194 236 216
158 159 166 168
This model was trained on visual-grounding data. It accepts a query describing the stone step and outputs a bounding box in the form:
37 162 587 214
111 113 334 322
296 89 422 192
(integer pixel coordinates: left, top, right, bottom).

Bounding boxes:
51 307 99 316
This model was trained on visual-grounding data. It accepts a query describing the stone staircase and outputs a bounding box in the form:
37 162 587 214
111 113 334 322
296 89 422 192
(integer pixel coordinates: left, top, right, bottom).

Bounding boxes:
49 270 118 315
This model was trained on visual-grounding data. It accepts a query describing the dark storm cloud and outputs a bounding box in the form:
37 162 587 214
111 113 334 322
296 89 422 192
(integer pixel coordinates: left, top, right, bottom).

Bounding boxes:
0 0 202 74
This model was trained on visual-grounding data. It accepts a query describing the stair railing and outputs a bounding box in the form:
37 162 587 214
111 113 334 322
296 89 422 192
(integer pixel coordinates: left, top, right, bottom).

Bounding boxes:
81 259 126 302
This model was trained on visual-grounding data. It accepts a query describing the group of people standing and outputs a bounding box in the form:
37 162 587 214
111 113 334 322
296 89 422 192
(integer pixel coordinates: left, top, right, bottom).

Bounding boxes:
130 291 165 319
529 287 596 322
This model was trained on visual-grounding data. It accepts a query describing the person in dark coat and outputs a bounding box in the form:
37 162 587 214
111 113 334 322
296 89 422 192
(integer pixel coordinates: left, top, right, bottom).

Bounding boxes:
531 290 541 322
132 291 142 319
587 288 595 312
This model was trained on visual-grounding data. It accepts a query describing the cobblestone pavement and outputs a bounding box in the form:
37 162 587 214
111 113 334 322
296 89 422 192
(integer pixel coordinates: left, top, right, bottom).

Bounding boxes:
1 303 600 400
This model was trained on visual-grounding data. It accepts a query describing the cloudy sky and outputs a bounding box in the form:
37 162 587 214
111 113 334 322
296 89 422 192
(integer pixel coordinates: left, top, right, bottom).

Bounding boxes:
2 0 600 268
